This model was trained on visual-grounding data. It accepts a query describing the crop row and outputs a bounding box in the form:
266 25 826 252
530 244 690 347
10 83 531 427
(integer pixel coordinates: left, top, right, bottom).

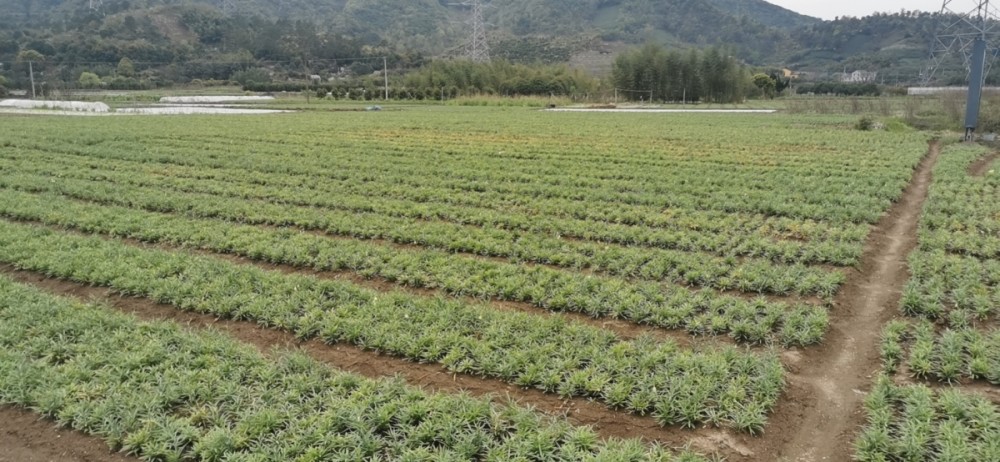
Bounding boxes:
899 146 1000 326
0 173 846 298
133 122 916 171
881 320 1000 384
7 135 893 209
0 188 828 345
0 219 785 433
853 144 1000 460
903 251 1000 324
0 276 707 461
3 113 923 185
854 376 1000 461
3 119 926 224
99 135 909 212
0 145 870 243
0 150 868 265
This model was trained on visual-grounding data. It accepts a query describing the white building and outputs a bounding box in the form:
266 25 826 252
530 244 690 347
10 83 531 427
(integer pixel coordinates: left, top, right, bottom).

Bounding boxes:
840 70 878 83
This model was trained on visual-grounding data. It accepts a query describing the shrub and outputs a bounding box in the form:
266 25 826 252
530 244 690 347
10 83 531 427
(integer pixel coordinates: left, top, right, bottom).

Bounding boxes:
856 116 876 131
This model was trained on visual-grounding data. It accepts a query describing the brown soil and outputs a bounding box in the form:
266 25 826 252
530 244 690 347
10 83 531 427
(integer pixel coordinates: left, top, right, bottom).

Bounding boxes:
968 152 999 177
749 140 941 461
0 266 750 457
0 406 138 462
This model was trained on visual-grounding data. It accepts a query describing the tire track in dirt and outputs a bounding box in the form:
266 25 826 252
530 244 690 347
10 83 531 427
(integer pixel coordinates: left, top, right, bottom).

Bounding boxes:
765 140 941 462
0 266 752 457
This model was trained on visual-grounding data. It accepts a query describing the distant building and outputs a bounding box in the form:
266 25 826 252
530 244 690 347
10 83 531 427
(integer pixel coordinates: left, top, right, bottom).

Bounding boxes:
782 68 801 80
840 70 878 83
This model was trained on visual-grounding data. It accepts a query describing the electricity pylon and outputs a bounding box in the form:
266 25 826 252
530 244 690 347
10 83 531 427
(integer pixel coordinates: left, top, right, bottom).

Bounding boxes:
451 0 491 63
221 0 242 16
925 1 1000 139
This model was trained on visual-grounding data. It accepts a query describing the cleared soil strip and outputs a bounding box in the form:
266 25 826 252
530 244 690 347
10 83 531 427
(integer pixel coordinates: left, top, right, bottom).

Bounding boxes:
0 266 751 457
968 151 999 177
0 405 138 462
764 140 942 462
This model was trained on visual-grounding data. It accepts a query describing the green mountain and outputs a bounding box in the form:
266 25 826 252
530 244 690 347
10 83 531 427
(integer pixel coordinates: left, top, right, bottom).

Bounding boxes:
0 0 955 84
0 0 813 60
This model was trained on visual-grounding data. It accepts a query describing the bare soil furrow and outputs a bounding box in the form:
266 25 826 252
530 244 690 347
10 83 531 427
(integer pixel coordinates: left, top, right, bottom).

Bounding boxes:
0 406 138 462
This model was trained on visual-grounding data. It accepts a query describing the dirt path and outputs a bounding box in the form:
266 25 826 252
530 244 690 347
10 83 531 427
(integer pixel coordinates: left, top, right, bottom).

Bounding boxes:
766 140 941 461
0 266 750 457
0 406 138 462
968 151 998 177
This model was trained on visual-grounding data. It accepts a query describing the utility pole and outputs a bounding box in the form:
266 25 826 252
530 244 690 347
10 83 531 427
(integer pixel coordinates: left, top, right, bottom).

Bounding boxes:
28 61 35 99
450 0 491 63
384 57 389 101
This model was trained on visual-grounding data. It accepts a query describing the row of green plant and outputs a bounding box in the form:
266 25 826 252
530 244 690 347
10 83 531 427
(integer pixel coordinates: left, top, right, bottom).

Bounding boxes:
919 146 999 224
897 145 1000 326
0 276 707 461
853 144 1000 461
0 219 786 433
917 146 1000 262
0 173 846 298
7 126 908 188
881 320 1000 384
16 133 908 225
0 143 873 245
919 227 1000 260
0 188 828 346
0 150 866 265
903 251 1000 324
19 113 915 175
0 112 929 225
854 376 1000 461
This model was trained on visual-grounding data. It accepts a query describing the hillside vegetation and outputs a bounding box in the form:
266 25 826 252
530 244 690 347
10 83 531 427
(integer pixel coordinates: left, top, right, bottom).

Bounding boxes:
0 0 963 86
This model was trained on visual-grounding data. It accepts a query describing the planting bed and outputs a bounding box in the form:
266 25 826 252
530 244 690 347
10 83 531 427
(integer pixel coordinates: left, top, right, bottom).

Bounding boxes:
0 107 950 461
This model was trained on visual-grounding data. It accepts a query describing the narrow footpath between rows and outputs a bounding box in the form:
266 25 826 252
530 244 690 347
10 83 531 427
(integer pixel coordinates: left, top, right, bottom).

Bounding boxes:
761 140 942 461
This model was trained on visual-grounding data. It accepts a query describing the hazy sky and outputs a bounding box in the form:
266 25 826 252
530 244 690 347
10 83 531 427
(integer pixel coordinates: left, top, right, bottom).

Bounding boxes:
768 0 943 20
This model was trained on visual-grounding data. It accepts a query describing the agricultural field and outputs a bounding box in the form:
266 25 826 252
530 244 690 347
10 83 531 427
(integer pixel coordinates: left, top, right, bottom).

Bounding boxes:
0 106 944 461
856 144 1000 462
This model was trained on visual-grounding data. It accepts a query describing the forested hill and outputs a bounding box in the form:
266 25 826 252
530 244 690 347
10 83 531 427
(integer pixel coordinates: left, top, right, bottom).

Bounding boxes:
0 0 815 61
0 0 947 81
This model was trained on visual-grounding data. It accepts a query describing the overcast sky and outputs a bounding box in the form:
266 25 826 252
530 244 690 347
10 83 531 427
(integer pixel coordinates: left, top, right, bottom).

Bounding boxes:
767 0 943 20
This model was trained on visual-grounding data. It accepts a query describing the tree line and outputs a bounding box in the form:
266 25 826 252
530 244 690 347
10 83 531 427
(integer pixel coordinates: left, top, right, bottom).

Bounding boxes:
610 44 752 104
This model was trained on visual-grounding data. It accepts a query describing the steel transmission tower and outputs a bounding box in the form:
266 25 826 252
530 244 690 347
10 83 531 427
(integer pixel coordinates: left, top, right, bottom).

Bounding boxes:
452 0 491 63
925 1 1000 139
221 0 242 16
88 0 102 11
